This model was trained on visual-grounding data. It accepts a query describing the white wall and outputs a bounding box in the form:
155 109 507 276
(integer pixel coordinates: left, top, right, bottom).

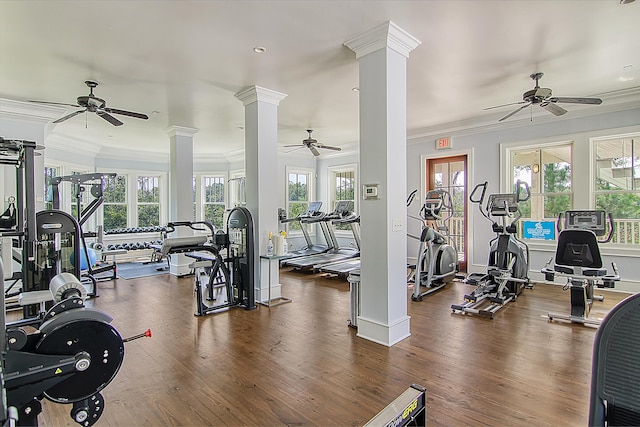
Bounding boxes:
407 107 640 292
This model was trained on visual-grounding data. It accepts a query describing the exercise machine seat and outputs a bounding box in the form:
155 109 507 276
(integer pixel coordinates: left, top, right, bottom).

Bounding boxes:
589 292 640 426
554 229 606 276
161 235 208 256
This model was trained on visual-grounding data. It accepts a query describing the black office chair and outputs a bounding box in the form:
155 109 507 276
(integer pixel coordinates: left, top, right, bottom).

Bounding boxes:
589 292 640 426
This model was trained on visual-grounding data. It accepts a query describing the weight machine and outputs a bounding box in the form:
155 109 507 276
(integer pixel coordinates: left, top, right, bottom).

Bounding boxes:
1 138 148 426
541 210 619 326
49 172 120 295
451 181 531 318
158 207 256 316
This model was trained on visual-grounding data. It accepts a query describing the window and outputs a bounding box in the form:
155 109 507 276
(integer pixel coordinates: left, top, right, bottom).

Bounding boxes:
511 144 572 222
137 176 160 227
103 175 127 230
329 165 357 231
594 136 640 245
287 169 312 232
203 175 225 230
44 166 59 210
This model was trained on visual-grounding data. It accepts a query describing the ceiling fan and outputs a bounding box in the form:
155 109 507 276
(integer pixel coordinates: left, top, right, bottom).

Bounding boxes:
485 72 602 122
30 80 149 126
285 129 341 157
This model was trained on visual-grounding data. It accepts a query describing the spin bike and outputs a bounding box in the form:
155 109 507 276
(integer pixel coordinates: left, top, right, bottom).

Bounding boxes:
541 210 619 326
451 181 531 318
410 189 460 301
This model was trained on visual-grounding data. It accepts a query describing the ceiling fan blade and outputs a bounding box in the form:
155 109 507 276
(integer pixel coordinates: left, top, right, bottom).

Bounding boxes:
316 144 342 151
52 109 86 124
29 100 81 108
104 107 149 120
483 101 528 111
284 144 302 148
498 103 531 121
541 102 567 116
548 96 602 105
309 146 321 157
97 112 123 126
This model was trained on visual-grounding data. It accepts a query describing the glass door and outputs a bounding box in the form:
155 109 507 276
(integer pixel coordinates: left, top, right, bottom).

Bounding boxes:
426 155 467 271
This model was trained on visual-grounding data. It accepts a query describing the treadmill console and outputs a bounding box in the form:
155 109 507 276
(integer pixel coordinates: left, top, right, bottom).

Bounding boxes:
332 200 353 217
305 201 323 216
564 210 606 236
487 193 518 216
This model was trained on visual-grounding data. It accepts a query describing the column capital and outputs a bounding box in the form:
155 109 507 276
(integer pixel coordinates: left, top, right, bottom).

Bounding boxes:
235 86 287 107
164 125 199 138
344 21 421 59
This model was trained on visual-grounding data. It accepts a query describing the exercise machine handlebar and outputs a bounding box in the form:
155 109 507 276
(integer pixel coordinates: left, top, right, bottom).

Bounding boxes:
556 211 615 243
166 220 216 235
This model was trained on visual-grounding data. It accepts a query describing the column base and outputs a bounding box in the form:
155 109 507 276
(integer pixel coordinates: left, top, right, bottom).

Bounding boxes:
356 315 411 347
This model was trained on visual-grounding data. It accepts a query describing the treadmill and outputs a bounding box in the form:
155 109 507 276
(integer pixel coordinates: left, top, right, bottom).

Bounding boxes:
319 215 361 277
283 201 358 271
281 201 330 257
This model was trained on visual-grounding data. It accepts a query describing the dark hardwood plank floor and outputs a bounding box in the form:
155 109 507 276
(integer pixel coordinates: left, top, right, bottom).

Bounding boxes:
27 268 626 426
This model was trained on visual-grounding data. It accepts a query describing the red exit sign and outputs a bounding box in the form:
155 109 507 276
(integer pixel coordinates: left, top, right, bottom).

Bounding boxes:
435 137 451 150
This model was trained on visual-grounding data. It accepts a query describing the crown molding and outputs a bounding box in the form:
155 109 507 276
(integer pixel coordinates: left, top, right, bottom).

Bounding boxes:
45 133 102 156
0 98 66 123
407 86 640 142
344 21 421 59
235 86 288 106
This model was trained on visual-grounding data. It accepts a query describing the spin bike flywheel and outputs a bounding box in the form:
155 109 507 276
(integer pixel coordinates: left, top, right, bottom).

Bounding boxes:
35 308 125 403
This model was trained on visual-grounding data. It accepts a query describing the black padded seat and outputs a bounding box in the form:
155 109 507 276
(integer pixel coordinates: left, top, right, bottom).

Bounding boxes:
555 229 603 268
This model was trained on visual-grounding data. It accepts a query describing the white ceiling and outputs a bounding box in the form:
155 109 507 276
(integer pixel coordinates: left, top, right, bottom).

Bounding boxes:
1 1 639 158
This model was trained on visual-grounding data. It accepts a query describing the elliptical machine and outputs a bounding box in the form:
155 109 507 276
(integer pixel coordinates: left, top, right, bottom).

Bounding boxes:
451 181 531 318
541 210 619 326
410 189 459 301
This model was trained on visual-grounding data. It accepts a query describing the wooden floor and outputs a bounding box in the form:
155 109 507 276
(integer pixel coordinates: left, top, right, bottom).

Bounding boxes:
31 268 627 427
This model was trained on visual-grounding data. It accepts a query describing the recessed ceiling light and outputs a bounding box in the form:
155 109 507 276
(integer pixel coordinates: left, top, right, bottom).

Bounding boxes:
352 87 360 92
620 0 635 4
253 46 266 54
152 110 160 115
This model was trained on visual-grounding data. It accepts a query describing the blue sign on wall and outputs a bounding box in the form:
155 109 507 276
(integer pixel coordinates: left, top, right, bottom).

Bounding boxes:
522 221 556 240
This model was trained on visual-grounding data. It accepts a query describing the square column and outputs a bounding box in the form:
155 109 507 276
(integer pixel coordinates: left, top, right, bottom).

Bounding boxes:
235 86 287 301
345 22 420 346
165 125 198 276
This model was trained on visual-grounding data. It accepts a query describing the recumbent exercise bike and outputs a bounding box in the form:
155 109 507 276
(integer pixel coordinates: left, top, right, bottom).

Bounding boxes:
409 189 460 301
541 210 620 326
451 181 531 318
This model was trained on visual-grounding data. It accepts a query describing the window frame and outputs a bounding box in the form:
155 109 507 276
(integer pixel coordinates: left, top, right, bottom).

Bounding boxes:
327 163 358 235
503 140 573 249
501 126 640 257
136 175 161 228
198 173 228 230
285 166 314 236
591 132 640 248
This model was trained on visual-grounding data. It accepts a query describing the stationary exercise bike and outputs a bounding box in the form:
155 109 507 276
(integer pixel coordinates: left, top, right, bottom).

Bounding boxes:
410 189 460 301
541 210 619 326
451 181 531 318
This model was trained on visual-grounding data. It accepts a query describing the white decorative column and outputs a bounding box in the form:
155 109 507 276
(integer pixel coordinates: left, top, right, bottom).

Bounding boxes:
235 86 287 302
165 125 198 276
345 22 421 346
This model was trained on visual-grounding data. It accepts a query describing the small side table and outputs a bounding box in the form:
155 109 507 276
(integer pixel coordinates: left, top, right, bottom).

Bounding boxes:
259 254 293 307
